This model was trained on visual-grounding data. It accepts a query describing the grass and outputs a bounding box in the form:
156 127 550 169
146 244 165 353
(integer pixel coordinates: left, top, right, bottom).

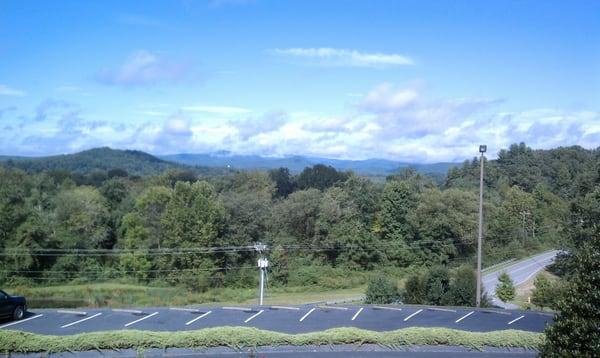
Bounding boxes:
0 327 544 354
5 283 367 308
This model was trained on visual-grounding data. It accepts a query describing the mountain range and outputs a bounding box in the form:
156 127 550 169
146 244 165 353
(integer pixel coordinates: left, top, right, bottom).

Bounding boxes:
0 148 458 177
160 152 457 176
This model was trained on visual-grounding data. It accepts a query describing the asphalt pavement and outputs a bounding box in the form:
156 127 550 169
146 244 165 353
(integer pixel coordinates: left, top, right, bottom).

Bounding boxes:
482 250 559 309
0 304 553 336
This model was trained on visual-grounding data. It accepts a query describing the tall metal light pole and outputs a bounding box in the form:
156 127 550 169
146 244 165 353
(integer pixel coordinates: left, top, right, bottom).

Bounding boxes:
476 145 486 308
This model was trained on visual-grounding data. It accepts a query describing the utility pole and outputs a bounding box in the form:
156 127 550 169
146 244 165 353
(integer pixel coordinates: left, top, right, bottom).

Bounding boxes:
476 145 486 308
520 210 529 246
254 242 268 306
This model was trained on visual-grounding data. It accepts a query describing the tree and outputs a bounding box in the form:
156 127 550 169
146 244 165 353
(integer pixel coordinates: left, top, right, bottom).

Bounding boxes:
447 265 477 306
365 275 399 304
377 180 417 266
531 274 555 310
495 272 515 303
425 266 451 305
541 186 600 356
409 188 477 264
54 186 111 249
402 273 426 304
159 181 225 290
269 168 296 198
296 164 348 191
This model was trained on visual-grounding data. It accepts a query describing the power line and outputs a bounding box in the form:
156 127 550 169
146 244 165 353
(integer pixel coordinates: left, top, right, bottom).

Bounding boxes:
0 237 506 257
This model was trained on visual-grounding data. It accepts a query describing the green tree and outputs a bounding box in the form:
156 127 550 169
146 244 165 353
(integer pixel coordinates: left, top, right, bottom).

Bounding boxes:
365 275 399 304
495 272 515 303
531 274 554 310
402 273 426 304
159 181 225 290
541 186 600 356
425 266 451 305
269 167 296 198
377 181 417 266
296 164 349 191
54 186 111 249
447 265 477 306
409 188 477 264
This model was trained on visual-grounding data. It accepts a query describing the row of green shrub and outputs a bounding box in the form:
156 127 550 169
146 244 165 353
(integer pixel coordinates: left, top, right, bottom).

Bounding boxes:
0 327 544 353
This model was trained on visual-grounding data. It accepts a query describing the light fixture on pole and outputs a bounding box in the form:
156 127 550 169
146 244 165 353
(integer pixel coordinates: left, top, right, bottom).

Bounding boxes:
476 144 486 307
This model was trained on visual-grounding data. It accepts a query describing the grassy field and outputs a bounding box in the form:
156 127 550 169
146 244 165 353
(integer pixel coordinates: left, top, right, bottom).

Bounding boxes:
5 283 366 308
0 327 544 353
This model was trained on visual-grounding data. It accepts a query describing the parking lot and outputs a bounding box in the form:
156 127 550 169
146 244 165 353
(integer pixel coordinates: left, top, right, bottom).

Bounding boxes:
0 305 553 336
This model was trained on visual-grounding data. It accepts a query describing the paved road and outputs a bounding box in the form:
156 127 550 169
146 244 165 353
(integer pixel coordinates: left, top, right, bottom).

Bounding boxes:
482 250 559 309
0 304 553 336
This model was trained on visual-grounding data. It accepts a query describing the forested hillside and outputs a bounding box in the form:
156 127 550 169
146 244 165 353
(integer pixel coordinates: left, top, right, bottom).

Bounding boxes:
0 147 230 177
0 143 598 301
161 152 457 177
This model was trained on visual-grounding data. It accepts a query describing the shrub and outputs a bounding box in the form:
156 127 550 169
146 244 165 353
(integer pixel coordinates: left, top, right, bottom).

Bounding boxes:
447 265 477 306
364 274 399 304
425 266 451 305
402 273 426 304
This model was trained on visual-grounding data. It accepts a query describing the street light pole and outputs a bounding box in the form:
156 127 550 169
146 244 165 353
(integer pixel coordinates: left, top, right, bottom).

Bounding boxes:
476 145 486 308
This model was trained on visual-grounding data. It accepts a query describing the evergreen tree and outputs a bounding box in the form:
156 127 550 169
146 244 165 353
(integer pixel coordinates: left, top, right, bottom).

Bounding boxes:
495 272 515 303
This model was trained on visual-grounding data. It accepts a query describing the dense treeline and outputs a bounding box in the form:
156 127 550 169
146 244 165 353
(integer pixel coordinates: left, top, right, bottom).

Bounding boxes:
0 143 598 298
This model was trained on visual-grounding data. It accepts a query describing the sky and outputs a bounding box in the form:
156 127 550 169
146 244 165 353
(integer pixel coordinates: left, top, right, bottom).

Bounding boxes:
0 0 598 162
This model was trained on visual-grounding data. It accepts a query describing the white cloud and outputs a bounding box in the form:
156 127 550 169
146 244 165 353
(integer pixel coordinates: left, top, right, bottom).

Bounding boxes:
274 48 414 67
97 50 192 86
4 87 599 162
181 105 250 115
0 84 25 96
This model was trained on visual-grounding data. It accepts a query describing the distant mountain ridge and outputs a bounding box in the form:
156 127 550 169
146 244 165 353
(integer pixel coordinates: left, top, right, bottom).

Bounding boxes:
0 147 202 176
0 148 458 177
160 152 458 176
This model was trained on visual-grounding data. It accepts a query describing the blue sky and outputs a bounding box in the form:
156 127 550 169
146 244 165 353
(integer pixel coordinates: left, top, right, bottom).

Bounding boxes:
0 0 598 162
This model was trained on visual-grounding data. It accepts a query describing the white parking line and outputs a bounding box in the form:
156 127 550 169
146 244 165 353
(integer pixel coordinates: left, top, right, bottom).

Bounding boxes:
61 313 102 328
124 311 158 327
373 306 403 311
57 310 87 315
299 308 316 322
244 310 264 323
403 309 423 321
112 309 145 314
270 306 300 310
185 310 212 326
351 307 363 321
0 314 43 329
455 311 475 323
508 315 525 325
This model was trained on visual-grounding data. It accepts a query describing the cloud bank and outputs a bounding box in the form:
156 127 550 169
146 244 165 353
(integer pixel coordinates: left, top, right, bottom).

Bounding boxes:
1 86 598 162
